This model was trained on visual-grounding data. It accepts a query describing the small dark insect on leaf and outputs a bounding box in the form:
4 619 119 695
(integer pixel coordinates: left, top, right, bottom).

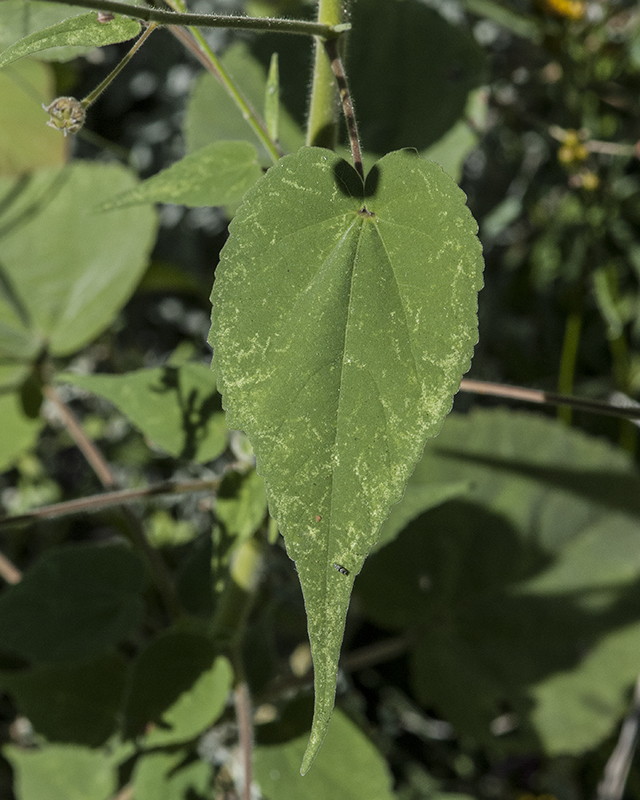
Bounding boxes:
333 563 349 576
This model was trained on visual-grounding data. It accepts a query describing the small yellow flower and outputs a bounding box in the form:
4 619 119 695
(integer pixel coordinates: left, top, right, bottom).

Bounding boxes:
557 129 590 164
543 0 586 20
42 97 86 136
580 171 600 190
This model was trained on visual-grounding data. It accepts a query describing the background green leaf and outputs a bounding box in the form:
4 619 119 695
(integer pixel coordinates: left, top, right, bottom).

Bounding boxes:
0 391 42 471
0 59 66 175
0 11 141 69
356 408 640 754
123 630 224 739
347 0 486 154
185 41 304 163
5 744 117 800
0 653 127 747
422 88 488 181
216 469 267 541
143 655 233 747
210 146 483 771
254 708 395 800
0 543 144 663
58 364 227 462
101 141 263 210
132 750 211 800
0 162 157 359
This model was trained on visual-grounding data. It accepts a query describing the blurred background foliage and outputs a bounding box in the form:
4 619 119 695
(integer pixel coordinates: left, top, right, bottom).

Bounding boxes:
1 0 640 798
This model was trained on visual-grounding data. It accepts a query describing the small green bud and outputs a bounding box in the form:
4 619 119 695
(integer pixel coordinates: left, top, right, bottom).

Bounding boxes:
42 97 86 136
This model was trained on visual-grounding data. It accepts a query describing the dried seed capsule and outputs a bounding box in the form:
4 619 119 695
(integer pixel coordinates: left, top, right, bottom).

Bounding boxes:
42 97 86 136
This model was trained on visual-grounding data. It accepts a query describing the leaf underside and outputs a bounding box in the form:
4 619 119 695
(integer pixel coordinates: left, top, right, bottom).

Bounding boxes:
209 147 484 771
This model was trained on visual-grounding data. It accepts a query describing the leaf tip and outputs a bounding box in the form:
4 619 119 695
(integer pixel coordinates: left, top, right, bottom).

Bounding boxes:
299 741 318 776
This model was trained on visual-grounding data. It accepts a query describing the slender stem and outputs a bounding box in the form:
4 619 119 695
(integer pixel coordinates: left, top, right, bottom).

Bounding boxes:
254 633 412 705
211 535 264 645
166 6 281 163
6 379 639 534
0 552 22 584
306 0 344 148
213 535 265 796
586 140 637 157
459 378 640 421
38 0 345 37
557 309 582 425
43 384 116 488
610 331 631 394
324 36 363 179
81 22 158 108
0 478 221 529
234 680 254 800
42 384 184 621
608 334 636 452
596 674 640 800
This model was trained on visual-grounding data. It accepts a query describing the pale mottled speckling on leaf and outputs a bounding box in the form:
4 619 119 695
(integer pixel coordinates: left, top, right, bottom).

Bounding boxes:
209 146 484 771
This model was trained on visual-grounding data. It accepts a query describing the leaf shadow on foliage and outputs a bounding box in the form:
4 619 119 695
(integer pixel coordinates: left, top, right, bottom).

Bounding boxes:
332 160 380 200
357 499 640 747
249 0 486 157
432 447 640 518
123 631 218 740
165 751 209 800
0 169 69 239
0 172 71 337
150 366 222 461
0 259 31 329
345 0 486 155
256 696 314 746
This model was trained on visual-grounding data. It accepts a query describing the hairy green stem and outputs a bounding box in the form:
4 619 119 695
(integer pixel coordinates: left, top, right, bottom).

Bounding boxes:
81 21 157 108
306 0 345 148
166 0 281 163
324 36 363 178
38 0 346 36
557 309 582 425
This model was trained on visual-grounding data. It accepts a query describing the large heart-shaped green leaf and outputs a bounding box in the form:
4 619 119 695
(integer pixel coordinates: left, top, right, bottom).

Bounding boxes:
209 146 483 770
